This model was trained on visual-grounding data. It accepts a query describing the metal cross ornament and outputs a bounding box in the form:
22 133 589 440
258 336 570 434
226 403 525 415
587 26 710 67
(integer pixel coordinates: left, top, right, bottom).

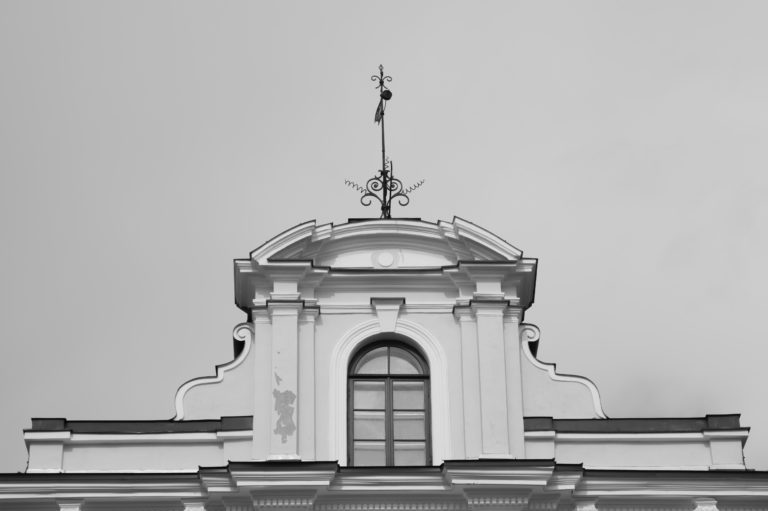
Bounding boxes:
346 65 424 219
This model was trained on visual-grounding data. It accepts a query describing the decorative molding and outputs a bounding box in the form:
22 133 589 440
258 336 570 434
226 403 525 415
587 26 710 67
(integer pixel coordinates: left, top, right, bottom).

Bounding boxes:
251 489 317 508
443 460 555 486
527 495 562 511
247 218 528 272
23 431 71 442
227 462 337 488
463 488 531 510
371 297 405 332
519 323 607 419
321 303 454 315
250 221 317 265
316 502 466 511
596 499 699 511
718 500 768 511
5 465 768 506
329 469 449 492
173 323 255 420
576 472 768 496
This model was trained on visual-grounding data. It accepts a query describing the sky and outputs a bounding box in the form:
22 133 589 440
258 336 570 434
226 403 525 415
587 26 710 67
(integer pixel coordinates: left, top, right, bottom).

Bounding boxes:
1 1 767 472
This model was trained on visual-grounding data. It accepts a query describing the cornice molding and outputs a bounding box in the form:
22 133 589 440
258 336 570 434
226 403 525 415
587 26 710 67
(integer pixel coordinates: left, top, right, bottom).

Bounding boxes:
4 464 768 505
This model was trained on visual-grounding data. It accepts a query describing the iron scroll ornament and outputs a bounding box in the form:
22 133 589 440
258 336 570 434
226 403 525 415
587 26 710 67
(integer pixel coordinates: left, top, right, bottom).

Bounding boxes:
345 65 424 219
345 160 425 218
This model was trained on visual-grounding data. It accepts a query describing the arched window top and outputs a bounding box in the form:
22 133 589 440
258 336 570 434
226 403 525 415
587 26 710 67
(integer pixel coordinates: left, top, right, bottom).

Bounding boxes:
350 341 429 376
348 340 431 467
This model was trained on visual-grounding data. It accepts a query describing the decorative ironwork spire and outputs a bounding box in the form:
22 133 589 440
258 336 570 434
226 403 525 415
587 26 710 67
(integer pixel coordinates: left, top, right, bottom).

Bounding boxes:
346 65 424 219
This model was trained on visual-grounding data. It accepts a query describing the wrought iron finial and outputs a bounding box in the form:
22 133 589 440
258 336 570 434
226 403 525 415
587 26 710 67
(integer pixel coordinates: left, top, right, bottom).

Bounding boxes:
345 65 424 219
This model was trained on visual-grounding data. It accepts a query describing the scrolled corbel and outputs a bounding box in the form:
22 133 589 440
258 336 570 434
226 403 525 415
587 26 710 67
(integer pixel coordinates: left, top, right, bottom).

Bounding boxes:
172 322 255 420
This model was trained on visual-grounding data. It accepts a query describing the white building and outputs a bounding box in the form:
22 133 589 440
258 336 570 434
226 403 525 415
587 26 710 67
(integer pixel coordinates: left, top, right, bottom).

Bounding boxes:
2 216 767 510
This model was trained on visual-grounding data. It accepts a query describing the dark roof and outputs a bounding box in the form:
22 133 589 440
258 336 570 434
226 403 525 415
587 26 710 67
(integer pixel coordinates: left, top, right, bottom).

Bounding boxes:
524 414 744 433
26 416 253 434
27 415 744 435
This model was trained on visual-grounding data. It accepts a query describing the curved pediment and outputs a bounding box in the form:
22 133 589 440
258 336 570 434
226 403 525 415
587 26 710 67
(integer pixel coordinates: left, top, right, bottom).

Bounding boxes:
249 217 523 269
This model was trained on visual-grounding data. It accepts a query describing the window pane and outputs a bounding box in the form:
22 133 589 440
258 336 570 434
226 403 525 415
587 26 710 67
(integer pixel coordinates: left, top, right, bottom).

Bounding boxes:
354 410 385 440
393 411 426 440
394 442 426 466
354 441 386 466
353 381 385 409
393 381 424 409
355 347 388 374
389 347 422 374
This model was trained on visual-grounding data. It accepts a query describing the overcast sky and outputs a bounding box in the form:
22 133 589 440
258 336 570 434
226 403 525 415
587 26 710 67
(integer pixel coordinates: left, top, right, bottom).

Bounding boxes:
1 1 767 472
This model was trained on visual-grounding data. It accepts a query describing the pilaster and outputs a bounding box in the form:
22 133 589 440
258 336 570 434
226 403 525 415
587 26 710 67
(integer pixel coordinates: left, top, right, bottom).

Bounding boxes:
268 300 303 459
472 300 510 456
504 307 525 458
454 304 481 459
298 307 319 461
252 308 272 460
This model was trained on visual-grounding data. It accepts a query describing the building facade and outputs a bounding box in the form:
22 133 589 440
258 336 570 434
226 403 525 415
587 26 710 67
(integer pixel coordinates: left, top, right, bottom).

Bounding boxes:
2 217 767 510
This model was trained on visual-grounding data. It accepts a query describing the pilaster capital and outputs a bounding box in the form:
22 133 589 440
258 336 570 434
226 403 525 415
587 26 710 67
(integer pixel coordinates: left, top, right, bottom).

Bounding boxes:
470 298 509 317
181 500 208 511
57 500 84 511
693 498 719 511
251 307 271 324
453 301 474 321
267 300 305 317
503 307 524 323
181 499 210 511
299 306 320 322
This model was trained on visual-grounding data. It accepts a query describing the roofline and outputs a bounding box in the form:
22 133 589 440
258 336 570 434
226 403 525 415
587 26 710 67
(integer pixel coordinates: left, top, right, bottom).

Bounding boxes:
26 415 744 435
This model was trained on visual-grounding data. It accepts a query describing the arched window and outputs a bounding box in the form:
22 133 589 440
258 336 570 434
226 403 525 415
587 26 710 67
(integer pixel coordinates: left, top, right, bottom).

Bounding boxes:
348 341 431 466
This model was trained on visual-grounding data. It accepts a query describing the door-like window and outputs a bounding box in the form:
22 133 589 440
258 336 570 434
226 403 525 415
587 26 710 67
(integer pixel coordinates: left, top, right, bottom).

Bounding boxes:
348 341 431 466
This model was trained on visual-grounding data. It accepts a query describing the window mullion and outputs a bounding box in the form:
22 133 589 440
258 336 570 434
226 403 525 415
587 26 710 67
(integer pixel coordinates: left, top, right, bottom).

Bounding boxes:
386 377 393 466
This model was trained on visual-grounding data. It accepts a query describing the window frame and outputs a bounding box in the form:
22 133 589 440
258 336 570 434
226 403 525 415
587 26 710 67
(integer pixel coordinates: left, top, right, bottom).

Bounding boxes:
347 340 432 467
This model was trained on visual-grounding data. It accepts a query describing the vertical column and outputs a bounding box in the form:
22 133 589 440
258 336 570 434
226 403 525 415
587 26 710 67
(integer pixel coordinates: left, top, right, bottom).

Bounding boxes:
503 308 526 458
473 300 510 456
298 307 318 461
252 308 272 460
454 305 481 459
268 301 302 459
